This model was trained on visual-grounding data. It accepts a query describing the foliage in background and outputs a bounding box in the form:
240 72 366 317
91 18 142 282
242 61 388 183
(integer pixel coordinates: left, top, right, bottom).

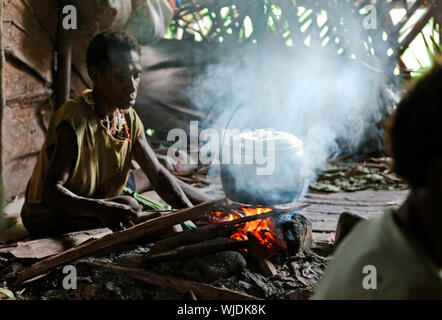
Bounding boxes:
164 0 442 78
395 2 442 77
310 157 408 193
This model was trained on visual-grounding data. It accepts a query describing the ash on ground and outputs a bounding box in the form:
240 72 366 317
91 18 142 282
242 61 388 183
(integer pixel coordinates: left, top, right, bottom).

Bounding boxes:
1 241 331 300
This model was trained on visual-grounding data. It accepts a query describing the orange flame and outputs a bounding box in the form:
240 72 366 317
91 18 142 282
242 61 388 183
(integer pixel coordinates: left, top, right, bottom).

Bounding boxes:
209 207 285 251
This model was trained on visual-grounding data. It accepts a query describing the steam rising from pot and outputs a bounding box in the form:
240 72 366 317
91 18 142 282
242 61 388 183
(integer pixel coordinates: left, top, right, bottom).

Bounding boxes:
185 4 399 201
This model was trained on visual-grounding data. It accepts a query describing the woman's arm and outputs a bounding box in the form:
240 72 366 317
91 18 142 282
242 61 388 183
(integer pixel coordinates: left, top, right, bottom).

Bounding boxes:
133 133 194 209
130 167 211 205
175 176 211 205
42 122 140 231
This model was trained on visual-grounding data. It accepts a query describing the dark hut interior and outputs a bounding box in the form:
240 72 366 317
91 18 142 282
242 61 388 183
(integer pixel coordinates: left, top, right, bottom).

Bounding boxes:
0 0 441 305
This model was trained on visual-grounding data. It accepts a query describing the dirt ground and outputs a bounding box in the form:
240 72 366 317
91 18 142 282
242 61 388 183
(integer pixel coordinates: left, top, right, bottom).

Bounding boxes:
0 158 409 300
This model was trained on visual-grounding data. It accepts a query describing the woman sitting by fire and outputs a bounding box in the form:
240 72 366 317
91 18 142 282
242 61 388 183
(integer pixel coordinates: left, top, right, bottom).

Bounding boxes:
20 31 210 238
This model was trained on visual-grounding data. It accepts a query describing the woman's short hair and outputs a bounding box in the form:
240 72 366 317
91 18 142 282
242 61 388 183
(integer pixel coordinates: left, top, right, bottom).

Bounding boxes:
86 30 141 70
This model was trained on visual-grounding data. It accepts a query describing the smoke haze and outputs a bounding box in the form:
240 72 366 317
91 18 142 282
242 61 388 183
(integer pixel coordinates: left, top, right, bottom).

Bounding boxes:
185 3 398 201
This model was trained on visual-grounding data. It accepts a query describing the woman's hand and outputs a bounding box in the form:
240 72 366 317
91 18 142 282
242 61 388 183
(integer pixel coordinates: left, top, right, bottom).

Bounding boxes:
107 195 142 212
98 196 142 231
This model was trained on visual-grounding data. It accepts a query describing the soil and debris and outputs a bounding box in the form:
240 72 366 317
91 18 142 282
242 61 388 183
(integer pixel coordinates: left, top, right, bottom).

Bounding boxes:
0 240 330 300
168 157 409 195
0 157 407 300
310 157 408 193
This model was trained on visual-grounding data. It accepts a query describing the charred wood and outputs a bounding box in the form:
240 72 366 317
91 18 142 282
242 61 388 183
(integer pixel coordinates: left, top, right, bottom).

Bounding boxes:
247 232 278 277
146 237 249 263
150 209 285 255
88 261 261 300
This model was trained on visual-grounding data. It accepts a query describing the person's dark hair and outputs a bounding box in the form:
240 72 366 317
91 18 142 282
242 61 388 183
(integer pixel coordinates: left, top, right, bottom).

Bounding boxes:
86 30 141 70
385 58 442 187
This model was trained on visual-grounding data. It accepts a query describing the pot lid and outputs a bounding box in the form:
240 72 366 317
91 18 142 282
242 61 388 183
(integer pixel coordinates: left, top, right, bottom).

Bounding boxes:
224 129 304 153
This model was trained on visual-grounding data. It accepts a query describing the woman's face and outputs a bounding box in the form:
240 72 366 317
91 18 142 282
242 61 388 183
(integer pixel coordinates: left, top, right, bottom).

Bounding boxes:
93 49 142 109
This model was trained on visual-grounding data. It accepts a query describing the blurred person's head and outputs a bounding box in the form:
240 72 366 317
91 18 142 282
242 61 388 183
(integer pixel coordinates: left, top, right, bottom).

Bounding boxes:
385 59 442 191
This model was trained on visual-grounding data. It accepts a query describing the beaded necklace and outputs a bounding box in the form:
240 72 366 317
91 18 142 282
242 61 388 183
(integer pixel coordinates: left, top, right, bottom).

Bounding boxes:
81 89 131 142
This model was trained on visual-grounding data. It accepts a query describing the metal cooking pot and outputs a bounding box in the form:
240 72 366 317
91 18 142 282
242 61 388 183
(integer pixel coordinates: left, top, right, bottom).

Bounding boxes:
220 129 307 205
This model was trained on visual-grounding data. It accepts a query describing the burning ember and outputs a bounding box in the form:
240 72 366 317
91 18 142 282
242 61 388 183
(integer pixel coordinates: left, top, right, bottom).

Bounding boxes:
209 206 286 252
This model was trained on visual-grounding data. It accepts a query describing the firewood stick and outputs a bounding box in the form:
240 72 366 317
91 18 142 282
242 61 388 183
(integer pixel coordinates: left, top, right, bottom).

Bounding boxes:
147 238 249 263
148 226 237 255
143 209 179 213
188 290 197 300
247 232 278 277
12 197 225 288
88 261 262 300
137 211 162 223
150 204 310 254
149 210 283 255
212 203 310 215
136 210 179 223
203 210 285 231
151 204 310 255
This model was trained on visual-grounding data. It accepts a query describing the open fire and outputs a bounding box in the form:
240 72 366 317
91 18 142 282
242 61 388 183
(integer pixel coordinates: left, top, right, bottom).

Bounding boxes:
208 206 287 252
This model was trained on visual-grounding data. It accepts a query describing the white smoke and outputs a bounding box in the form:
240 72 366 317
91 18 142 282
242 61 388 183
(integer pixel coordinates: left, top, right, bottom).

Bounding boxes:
185 3 397 201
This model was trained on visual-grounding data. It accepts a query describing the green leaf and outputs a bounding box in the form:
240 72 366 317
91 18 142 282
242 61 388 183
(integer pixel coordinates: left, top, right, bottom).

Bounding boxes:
320 164 340 174
319 171 345 179
333 178 365 192
310 183 341 193
361 174 384 183
0 288 15 299
355 166 371 174
181 220 197 230
123 187 171 211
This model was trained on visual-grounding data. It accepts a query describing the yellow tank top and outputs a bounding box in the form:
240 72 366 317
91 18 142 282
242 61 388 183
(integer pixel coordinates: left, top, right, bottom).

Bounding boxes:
21 89 145 222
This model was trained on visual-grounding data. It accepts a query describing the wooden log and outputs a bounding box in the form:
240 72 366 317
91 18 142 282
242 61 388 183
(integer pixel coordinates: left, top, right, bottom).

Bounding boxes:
0 0 5 230
259 259 277 277
88 261 262 300
137 211 162 223
148 225 236 255
54 1 72 110
12 197 225 287
150 205 310 255
146 237 249 263
143 209 179 213
9 228 112 259
149 209 282 255
268 213 313 254
247 232 278 277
